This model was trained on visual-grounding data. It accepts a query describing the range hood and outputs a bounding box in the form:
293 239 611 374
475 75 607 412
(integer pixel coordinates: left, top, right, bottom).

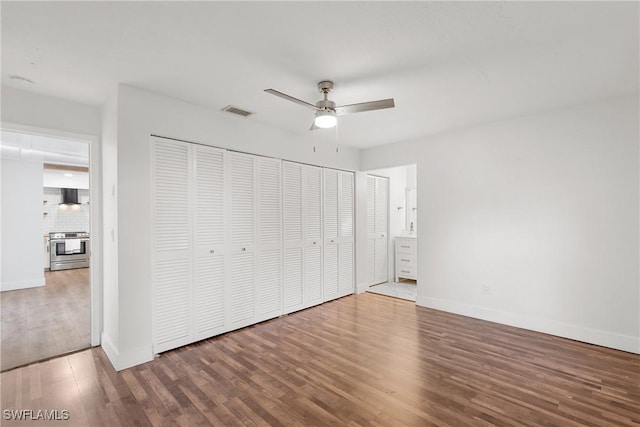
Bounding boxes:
60 188 80 205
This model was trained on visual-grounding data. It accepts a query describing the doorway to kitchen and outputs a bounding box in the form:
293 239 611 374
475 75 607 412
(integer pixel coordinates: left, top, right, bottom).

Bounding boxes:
0 127 97 371
364 164 418 302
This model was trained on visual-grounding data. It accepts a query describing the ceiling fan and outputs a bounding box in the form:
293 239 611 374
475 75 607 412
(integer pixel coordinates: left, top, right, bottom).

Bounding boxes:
264 81 395 130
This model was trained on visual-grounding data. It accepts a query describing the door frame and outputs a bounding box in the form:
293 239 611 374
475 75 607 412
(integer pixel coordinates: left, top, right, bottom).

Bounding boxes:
1 121 102 347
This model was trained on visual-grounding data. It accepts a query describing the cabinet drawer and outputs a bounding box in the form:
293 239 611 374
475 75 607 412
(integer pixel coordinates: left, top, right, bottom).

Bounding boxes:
397 266 416 279
397 255 415 268
396 239 416 254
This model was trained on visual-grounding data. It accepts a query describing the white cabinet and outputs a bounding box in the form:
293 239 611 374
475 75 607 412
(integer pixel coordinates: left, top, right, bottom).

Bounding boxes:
323 169 354 301
395 236 417 281
367 175 389 285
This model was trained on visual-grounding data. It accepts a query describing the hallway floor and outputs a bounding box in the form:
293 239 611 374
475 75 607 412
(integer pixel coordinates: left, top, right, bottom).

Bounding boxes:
367 280 417 301
1 268 90 371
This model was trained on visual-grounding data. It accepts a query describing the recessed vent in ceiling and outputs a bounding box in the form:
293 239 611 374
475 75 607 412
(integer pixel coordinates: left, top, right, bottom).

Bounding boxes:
221 105 254 117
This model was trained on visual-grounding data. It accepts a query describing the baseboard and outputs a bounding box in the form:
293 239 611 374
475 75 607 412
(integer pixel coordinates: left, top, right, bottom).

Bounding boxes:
101 332 153 371
416 295 639 355
1 278 45 292
356 283 370 294
100 332 119 369
117 345 154 371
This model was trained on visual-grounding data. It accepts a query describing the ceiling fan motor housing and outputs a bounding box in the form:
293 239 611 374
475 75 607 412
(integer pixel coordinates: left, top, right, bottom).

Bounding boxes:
315 99 336 111
317 80 334 93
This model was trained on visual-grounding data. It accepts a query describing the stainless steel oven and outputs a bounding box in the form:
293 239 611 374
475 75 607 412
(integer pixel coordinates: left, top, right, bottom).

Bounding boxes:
49 232 90 271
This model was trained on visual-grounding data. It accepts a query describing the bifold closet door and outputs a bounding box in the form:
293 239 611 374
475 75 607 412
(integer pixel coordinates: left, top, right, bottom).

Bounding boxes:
282 161 324 313
367 175 388 286
338 171 354 296
374 177 388 284
323 169 354 301
256 156 282 320
229 152 257 328
304 165 323 306
323 169 339 301
193 145 227 340
282 161 304 313
366 176 376 286
152 138 193 353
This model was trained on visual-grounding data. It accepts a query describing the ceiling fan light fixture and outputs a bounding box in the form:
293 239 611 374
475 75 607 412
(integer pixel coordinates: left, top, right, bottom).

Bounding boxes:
314 110 337 129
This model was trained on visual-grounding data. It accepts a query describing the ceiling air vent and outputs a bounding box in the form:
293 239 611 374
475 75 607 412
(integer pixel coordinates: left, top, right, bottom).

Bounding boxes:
221 105 254 118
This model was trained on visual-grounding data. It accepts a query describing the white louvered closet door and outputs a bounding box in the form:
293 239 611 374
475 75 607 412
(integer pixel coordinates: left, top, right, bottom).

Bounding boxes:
303 165 323 307
322 169 339 302
374 176 389 284
256 156 282 320
229 152 257 328
366 176 376 285
193 145 227 339
282 161 304 313
367 175 389 286
338 171 355 296
152 138 193 353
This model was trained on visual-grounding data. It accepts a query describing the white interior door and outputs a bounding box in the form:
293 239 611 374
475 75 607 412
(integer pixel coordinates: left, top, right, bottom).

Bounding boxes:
366 175 389 286
366 175 377 285
304 165 323 306
229 152 256 327
256 156 282 320
152 138 193 352
338 171 354 296
374 177 389 284
282 161 304 313
193 145 227 339
323 169 339 301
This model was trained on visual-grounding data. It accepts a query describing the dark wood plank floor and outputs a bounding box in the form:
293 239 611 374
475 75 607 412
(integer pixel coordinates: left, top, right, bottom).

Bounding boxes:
1 268 90 371
1 292 639 426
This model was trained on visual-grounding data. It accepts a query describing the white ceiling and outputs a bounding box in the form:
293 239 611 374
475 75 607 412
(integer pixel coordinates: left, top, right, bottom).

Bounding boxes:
2 2 638 149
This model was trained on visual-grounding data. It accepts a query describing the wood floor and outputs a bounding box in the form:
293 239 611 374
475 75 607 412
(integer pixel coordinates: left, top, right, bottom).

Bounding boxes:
1 293 639 426
1 268 90 371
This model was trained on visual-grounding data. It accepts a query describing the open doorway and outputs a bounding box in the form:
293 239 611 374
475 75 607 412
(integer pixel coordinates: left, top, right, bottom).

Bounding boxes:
1 130 92 371
364 164 417 301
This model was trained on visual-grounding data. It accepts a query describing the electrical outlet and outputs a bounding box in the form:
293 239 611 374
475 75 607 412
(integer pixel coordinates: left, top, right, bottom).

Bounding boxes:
482 284 492 296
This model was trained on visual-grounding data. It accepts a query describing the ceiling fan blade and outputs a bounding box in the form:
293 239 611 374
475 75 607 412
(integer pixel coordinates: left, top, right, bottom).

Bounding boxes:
335 98 395 116
264 89 319 110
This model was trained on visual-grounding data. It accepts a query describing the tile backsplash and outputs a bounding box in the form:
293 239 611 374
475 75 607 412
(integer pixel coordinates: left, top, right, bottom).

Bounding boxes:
43 187 90 235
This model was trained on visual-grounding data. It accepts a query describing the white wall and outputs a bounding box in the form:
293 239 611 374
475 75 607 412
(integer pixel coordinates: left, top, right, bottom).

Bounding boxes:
108 84 361 370
42 188 90 234
101 88 119 363
1 158 45 291
360 94 640 354
1 87 101 137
